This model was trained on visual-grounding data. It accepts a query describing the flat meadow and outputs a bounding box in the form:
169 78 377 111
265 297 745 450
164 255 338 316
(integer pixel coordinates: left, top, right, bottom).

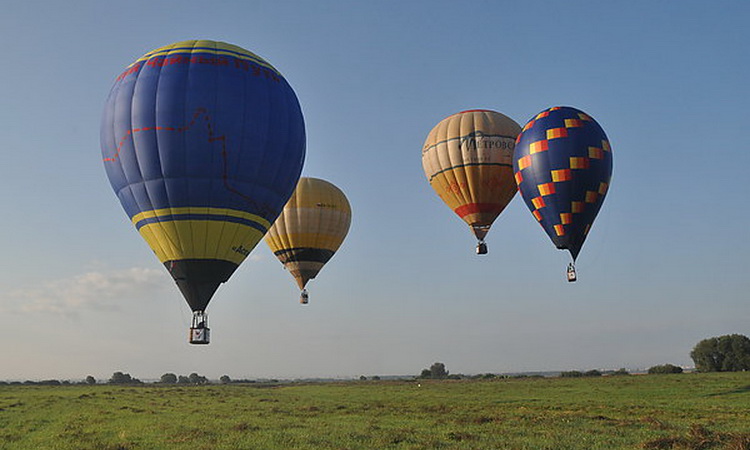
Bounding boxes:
1 372 749 449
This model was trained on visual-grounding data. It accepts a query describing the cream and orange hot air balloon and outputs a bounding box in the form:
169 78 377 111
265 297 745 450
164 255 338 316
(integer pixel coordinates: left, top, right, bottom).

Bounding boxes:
422 109 521 254
264 177 351 303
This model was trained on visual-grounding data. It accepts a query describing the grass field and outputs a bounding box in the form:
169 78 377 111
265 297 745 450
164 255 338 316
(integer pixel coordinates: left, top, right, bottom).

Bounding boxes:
1 372 749 449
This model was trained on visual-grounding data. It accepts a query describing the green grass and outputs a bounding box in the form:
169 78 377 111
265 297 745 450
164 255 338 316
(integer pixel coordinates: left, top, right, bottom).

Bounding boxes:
1 372 749 449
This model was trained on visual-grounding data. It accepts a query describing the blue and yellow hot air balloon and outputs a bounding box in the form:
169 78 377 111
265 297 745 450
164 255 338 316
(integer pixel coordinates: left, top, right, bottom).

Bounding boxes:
100 40 305 343
513 106 612 281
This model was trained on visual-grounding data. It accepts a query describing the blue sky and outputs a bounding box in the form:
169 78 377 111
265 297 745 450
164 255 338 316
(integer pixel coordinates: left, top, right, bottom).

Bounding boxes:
1 1 748 380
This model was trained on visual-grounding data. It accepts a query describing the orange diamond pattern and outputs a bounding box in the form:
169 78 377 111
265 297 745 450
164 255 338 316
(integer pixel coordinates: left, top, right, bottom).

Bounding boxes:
570 157 590 169
589 147 604 159
530 140 549 154
552 169 572 182
538 182 555 196
518 155 532 170
547 127 568 140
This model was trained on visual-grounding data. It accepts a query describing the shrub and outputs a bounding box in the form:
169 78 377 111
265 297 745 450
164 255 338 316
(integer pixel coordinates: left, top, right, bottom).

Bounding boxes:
560 371 583 378
109 372 142 384
648 364 683 374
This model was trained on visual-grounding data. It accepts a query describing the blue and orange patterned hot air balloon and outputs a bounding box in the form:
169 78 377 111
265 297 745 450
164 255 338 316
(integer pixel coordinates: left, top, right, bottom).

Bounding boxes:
100 40 305 343
513 107 612 281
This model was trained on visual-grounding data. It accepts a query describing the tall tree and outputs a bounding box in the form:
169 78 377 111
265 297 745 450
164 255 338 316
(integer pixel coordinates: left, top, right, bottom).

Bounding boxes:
160 373 177 384
429 362 449 379
690 334 750 372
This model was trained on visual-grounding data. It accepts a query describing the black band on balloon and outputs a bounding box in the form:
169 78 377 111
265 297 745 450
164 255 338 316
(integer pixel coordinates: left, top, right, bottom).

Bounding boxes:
273 248 335 264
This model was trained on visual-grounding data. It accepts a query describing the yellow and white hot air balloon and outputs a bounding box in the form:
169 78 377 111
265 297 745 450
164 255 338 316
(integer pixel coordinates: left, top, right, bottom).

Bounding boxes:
422 109 521 254
265 177 352 303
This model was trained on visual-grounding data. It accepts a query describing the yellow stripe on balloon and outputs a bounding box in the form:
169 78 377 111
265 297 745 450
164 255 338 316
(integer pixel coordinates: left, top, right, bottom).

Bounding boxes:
131 207 270 230
130 40 278 74
139 220 264 264
266 232 346 252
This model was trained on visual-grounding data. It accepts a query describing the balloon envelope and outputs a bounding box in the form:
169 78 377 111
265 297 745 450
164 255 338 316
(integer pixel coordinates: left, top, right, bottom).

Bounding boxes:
264 177 351 291
513 106 612 260
422 110 521 244
100 40 306 311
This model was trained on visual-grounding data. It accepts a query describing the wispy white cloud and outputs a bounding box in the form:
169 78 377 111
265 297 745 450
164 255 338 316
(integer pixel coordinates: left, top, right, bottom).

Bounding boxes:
249 253 266 262
1 267 168 316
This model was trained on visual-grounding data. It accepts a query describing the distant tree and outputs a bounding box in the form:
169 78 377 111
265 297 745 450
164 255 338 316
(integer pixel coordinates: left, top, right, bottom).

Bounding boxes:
359 375 367 381
188 372 208 385
219 375 231 384
560 371 583 378
371 376 381 381
85 375 96 385
109 372 131 384
430 362 448 379
109 372 142 384
648 364 683 374
690 334 750 372
177 375 190 384
160 373 178 384
418 362 449 379
584 370 602 377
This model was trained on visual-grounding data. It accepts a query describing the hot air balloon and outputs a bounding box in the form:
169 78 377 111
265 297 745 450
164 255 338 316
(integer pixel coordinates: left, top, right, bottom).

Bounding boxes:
100 40 305 343
422 110 521 254
513 106 612 282
264 177 351 304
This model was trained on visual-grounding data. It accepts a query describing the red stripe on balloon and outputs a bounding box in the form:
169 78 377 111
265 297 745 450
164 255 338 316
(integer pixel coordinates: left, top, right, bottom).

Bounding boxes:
454 203 504 218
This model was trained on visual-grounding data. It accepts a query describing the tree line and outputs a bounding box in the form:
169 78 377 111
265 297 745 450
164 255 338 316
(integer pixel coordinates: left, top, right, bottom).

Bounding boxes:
416 334 750 380
3 334 747 386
